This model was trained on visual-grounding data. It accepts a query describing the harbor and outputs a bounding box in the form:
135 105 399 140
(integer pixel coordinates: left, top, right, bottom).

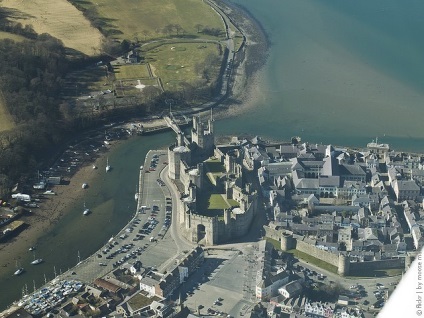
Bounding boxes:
0 130 175 311
1 146 184 316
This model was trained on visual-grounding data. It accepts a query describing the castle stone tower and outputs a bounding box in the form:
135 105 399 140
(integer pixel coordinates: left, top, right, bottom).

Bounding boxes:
281 232 295 251
168 144 190 180
338 254 350 276
191 115 214 160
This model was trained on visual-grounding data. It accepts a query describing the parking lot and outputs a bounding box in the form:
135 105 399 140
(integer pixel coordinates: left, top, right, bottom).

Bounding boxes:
61 150 178 282
180 246 257 317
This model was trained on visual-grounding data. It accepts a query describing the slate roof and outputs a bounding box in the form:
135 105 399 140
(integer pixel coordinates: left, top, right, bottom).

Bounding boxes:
339 164 366 176
395 180 420 191
319 176 340 187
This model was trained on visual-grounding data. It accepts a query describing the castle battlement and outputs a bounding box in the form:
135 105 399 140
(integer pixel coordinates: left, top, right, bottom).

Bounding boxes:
168 116 258 245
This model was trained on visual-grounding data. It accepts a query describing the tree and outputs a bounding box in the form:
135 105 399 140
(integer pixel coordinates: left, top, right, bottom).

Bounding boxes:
174 24 183 36
195 24 203 33
162 24 174 37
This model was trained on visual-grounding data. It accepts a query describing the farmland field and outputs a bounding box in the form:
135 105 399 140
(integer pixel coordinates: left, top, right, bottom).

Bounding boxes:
71 0 225 41
1 0 103 56
0 31 26 42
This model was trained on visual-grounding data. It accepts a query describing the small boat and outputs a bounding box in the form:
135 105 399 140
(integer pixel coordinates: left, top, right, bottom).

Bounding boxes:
106 157 111 172
93 165 97 169
31 259 43 265
83 202 90 216
14 268 24 275
135 184 139 201
82 183 88 189
28 246 36 251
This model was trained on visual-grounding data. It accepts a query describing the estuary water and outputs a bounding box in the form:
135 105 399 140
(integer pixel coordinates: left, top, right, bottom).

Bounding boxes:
0 132 174 310
2 0 424 311
217 0 424 152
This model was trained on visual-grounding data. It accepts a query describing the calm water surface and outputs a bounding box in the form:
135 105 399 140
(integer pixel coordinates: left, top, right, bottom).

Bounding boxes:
2 0 424 310
217 0 424 152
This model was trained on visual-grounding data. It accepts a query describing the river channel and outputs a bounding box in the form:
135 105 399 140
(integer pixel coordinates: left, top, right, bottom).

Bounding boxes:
2 0 424 310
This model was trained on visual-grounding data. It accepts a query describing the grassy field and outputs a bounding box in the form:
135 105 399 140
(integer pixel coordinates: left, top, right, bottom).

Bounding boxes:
114 78 159 97
0 92 15 133
1 0 103 56
74 0 225 42
0 31 26 42
145 42 221 91
113 64 151 80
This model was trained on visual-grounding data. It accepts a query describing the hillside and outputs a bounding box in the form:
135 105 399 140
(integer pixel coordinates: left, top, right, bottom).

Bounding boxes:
0 91 15 133
1 0 103 56
69 0 225 41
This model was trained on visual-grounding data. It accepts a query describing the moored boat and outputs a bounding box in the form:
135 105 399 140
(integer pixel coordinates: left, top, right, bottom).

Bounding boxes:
31 259 43 265
106 157 111 172
14 268 24 275
83 202 90 216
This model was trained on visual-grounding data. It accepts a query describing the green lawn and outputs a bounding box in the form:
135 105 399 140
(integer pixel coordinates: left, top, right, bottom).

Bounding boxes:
207 194 239 210
286 249 339 274
145 42 221 91
208 194 229 209
113 64 151 80
266 237 281 251
113 78 159 97
204 158 225 173
127 293 161 309
72 0 225 41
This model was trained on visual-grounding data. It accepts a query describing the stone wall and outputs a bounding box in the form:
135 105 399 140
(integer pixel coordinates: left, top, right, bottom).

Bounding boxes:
350 258 404 272
264 225 282 241
296 239 340 267
232 201 255 236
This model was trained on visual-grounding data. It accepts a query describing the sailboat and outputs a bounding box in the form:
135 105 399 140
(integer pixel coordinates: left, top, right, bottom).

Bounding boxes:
106 157 111 172
31 252 43 265
83 202 90 216
135 183 139 201
14 261 24 275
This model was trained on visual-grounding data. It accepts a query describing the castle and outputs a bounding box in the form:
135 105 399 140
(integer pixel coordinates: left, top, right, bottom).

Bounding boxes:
167 114 258 245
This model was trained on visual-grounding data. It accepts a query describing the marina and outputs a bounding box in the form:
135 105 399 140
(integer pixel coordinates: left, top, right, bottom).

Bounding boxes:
18 280 84 316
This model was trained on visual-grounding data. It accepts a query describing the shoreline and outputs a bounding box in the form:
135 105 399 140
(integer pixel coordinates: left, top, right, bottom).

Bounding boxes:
0 0 270 310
